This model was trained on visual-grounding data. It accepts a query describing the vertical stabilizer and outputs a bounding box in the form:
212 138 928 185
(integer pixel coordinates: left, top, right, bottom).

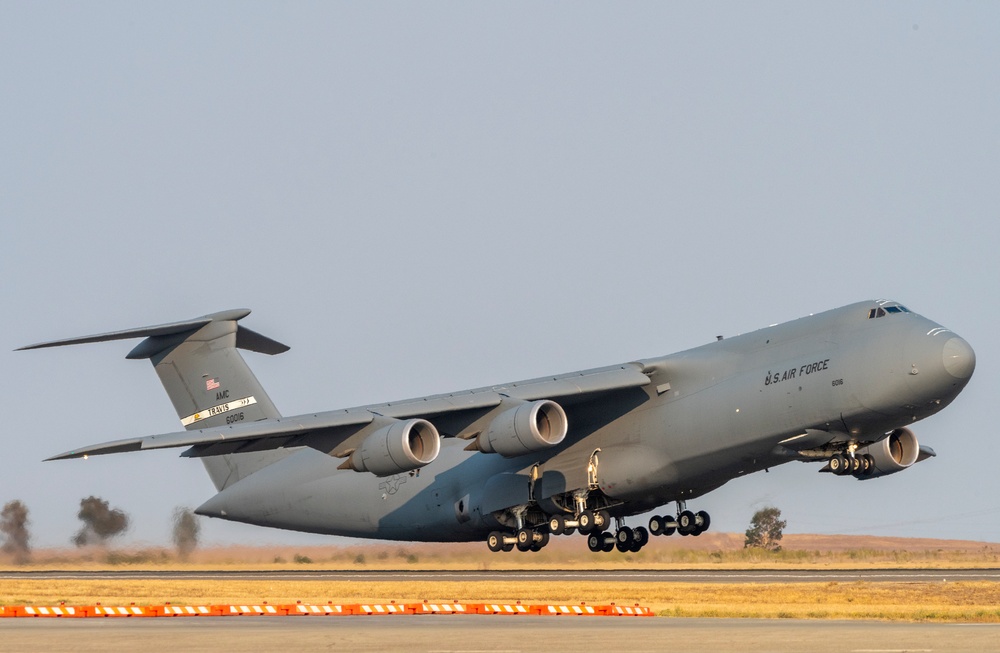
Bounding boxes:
19 309 292 490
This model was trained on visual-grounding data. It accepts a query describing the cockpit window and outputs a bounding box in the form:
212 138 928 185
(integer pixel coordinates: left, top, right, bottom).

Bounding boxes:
868 304 910 319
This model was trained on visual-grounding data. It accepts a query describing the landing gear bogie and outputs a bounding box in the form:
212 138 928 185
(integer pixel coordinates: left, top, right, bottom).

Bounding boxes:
488 527 551 554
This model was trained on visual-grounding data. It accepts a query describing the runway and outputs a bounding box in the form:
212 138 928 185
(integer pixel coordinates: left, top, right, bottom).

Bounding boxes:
3 568 999 583
3 616 1000 653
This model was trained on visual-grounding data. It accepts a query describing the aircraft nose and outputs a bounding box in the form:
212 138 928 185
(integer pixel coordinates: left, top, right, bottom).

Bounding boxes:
942 336 976 379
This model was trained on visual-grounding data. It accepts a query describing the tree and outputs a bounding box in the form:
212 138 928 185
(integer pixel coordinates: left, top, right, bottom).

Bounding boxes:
73 496 129 547
1 500 31 564
744 506 786 551
172 507 201 560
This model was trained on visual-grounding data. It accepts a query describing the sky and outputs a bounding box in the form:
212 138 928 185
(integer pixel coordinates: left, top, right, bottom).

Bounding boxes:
2 3 999 549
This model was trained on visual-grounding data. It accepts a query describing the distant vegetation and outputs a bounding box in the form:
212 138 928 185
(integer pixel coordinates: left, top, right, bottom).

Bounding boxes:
171 508 201 560
1 500 31 564
73 496 130 547
744 507 786 551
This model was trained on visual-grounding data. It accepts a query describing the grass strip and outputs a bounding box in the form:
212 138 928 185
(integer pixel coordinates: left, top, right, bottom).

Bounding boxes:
2 579 999 622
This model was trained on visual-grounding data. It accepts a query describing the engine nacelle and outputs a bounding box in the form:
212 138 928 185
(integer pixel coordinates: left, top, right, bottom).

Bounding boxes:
347 419 441 476
856 427 922 479
477 400 568 458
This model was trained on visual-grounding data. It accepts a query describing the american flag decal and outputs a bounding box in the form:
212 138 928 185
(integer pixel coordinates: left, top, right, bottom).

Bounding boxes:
206 378 220 391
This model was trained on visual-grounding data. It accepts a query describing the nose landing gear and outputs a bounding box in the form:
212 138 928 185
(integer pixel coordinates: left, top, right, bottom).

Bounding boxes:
828 452 875 477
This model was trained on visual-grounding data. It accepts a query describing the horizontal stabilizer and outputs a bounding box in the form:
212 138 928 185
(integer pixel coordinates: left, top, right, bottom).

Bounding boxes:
45 410 378 461
17 309 289 358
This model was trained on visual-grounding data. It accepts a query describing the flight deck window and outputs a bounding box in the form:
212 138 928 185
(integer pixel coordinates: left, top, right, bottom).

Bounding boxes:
868 307 886 319
885 306 902 314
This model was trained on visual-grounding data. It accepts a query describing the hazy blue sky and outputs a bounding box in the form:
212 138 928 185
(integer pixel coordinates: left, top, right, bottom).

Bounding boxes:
2 3 998 548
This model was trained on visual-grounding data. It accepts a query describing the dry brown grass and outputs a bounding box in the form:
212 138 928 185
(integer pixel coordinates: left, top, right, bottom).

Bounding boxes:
2 578 999 622
4 533 999 572
3 534 999 621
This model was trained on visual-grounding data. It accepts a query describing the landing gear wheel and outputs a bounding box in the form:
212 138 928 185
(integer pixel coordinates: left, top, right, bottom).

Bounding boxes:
548 514 565 536
578 510 596 534
863 454 875 476
487 531 504 553
830 454 847 475
596 510 611 530
515 528 533 552
535 531 550 549
615 526 634 552
850 456 861 474
502 542 514 552
587 532 603 552
602 535 615 553
648 515 664 536
695 510 711 535
678 510 696 535
629 526 648 552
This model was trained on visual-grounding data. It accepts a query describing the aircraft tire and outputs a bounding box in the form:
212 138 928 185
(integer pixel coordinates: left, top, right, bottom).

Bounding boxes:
596 510 611 530
515 528 533 552
616 526 633 546
633 526 649 547
602 536 615 553
648 515 664 536
578 510 595 534
536 530 550 548
678 510 696 534
863 454 876 476
696 510 711 534
487 531 504 553
587 532 603 552
548 514 565 536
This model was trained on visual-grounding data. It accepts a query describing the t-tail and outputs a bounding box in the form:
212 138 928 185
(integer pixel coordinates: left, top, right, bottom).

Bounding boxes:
17 309 290 490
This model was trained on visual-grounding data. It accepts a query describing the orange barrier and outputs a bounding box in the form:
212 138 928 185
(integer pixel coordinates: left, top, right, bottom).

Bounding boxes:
0 601 654 618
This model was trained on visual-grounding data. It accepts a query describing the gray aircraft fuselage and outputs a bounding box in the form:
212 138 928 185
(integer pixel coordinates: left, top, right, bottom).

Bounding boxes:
182 300 973 542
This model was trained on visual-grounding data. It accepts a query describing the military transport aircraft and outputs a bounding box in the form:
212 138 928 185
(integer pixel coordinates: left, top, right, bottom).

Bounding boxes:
20 300 975 553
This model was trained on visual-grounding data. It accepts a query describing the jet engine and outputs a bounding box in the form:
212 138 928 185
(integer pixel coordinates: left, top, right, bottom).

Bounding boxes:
855 427 925 479
346 418 441 476
475 400 568 457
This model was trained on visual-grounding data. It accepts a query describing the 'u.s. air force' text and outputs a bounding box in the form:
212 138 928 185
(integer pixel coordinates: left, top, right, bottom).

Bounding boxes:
764 359 831 387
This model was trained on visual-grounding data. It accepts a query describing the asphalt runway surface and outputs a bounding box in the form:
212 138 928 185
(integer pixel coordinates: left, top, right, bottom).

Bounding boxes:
3 616 1000 653
3 568 999 583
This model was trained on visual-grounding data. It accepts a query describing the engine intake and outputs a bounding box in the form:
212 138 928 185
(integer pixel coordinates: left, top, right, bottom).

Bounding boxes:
856 427 920 479
477 400 568 458
347 418 441 476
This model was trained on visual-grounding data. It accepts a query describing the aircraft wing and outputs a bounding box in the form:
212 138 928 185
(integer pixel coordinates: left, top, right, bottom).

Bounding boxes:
47 363 651 461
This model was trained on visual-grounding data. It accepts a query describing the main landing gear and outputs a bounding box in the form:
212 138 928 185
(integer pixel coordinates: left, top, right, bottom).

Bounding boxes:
647 501 711 537
585 519 651 553
484 497 712 553
486 528 550 553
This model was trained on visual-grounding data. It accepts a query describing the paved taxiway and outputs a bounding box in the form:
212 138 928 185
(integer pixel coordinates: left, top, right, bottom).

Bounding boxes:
3 616 1000 653
3 568 999 583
